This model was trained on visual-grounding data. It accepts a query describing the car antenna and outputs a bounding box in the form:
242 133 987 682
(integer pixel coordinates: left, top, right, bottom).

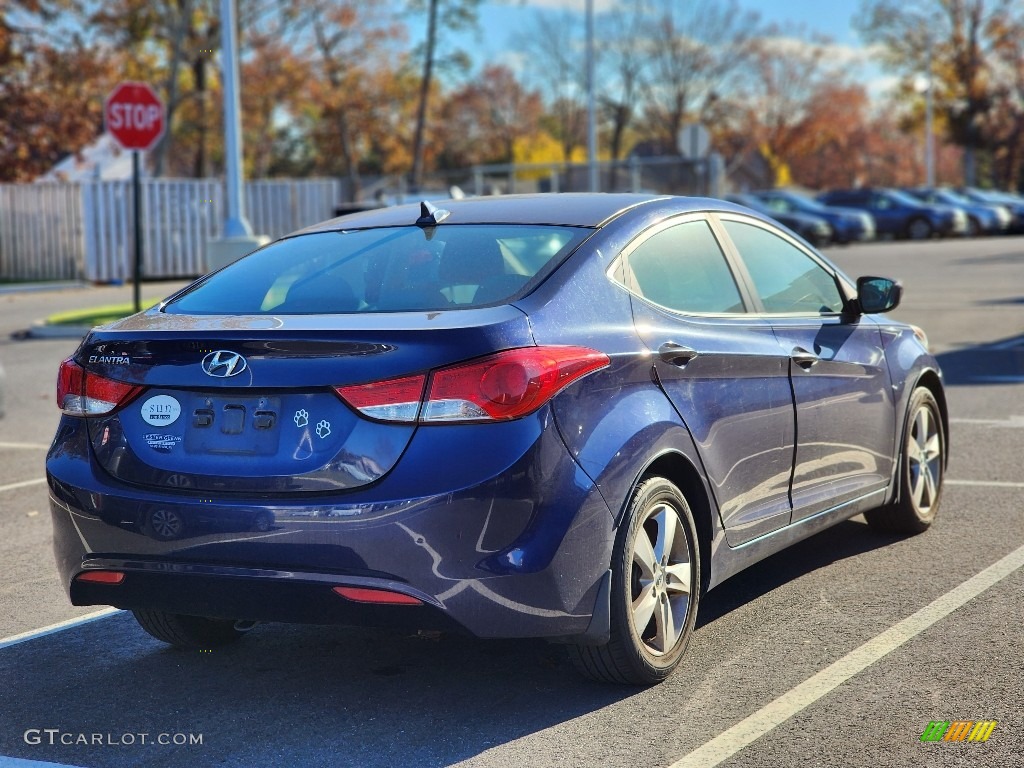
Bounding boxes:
416 200 451 228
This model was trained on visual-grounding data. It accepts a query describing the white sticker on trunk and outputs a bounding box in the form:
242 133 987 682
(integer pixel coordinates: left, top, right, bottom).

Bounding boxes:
141 395 181 427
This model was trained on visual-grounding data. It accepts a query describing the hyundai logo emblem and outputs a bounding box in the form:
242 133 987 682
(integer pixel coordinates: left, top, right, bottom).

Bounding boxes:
201 350 248 378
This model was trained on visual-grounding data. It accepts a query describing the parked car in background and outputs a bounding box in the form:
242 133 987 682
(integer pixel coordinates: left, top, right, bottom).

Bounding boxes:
957 188 1024 234
818 188 967 240
724 192 832 246
903 187 1008 236
47 194 947 686
753 189 875 244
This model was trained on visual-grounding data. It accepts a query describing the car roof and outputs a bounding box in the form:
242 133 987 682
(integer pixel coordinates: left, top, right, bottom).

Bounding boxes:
298 193 688 232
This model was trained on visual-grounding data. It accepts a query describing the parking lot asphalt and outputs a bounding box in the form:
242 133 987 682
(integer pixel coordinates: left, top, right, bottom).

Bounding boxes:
0 238 1021 767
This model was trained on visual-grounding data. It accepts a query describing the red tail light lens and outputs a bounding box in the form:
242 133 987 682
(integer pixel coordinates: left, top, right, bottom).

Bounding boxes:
332 586 422 605
334 374 426 422
75 570 126 584
57 358 143 416
334 347 609 424
423 347 609 422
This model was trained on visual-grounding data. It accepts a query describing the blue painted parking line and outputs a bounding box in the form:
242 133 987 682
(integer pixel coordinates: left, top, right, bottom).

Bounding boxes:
0 609 121 651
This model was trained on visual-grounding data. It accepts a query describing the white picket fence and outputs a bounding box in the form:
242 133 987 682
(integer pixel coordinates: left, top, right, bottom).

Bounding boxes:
0 178 341 282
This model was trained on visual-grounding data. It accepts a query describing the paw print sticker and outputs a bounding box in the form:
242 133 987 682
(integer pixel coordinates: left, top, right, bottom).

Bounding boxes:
294 409 309 428
315 420 332 439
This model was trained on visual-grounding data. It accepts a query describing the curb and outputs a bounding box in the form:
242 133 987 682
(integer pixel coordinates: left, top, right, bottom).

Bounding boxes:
25 322 94 340
0 281 86 296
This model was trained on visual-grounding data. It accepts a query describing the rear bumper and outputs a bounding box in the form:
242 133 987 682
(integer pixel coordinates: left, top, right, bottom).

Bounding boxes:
47 412 615 640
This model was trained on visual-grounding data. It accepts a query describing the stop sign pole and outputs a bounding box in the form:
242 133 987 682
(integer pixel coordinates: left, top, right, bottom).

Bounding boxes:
105 82 165 312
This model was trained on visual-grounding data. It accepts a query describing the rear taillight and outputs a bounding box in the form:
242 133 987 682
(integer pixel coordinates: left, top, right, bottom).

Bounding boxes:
335 346 609 424
57 358 143 416
334 374 426 422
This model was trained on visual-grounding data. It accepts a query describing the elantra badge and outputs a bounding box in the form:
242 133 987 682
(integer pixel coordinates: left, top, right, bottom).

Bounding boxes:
201 350 247 378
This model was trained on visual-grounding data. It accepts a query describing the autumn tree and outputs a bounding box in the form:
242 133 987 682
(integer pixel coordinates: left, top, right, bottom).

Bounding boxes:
856 0 1021 185
0 1 115 181
514 9 586 163
639 0 762 152
439 65 543 167
240 34 309 178
88 0 223 176
598 2 647 161
289 1 400 197
407 0 480 190
746 31 844 173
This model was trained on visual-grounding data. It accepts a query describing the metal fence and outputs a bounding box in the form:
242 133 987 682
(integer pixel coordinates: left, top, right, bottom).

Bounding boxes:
0 178 341 283
0 183 85 281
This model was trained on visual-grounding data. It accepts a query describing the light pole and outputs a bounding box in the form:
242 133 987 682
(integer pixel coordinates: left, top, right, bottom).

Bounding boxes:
207 0 268 270
220 0 252 237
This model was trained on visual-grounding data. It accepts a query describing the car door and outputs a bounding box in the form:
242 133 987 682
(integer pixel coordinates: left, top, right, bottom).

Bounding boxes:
618 215 795 546
716 215 896 522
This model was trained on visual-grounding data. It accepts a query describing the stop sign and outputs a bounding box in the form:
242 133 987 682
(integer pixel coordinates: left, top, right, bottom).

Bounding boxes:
105 81 165 151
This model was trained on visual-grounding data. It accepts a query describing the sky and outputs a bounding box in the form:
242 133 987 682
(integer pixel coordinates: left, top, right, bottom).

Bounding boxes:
466 0 883 91
480 0 863 46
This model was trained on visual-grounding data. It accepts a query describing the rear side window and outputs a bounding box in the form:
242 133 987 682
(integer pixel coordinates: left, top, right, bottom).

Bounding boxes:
625 220 745 314
722 220 845 314
164 225 588 314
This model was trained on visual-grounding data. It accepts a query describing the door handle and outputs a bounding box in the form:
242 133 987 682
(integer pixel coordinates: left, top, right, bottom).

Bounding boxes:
790 347 819 369
658 342 699 367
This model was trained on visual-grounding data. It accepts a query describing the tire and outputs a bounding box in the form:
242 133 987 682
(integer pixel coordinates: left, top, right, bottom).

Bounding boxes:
865 388 945 534
906 217 933 240
133 610 252 649
967 217 981 237
569 477 700 685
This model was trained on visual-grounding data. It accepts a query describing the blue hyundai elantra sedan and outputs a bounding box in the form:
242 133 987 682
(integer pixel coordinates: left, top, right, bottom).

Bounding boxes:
47 194 947 684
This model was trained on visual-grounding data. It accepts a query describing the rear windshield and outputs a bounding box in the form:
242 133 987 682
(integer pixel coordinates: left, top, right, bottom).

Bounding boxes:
164 225 589 315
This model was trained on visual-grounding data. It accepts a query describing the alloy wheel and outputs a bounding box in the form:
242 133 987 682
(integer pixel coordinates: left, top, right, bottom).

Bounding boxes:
628 502 693 656
907 404 942 513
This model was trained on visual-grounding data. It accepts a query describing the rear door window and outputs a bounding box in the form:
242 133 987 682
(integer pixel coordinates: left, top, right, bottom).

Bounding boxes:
165 225 589 315
623 219 746 314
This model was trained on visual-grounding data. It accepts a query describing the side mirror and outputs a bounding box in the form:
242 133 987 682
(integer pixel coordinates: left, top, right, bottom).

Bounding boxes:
856 275 902 314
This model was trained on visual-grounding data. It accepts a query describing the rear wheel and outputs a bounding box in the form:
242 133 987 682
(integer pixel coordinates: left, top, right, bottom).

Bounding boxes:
569 477 700 685
865 388 944 534
133 610 253 649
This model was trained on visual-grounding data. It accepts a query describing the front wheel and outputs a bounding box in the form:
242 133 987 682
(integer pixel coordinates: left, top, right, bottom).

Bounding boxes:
865 387 945 534
907 217 933 240
569 477 700 685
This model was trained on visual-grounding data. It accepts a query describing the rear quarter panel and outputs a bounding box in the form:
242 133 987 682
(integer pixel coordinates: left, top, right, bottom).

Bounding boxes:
519 202 721 529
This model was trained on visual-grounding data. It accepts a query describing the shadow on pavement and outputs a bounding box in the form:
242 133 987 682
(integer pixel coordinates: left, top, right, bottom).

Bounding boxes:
697 518 901 628
935 332 1024 386
1 612 638 768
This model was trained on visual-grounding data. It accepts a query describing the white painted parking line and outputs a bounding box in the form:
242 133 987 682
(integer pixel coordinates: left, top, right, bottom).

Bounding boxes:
987 337 1024 350
947 479 1024 489
0 608 121 651
668 542 1024 768
949 415 1024 427
0 442 51 450
0 478 46 494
